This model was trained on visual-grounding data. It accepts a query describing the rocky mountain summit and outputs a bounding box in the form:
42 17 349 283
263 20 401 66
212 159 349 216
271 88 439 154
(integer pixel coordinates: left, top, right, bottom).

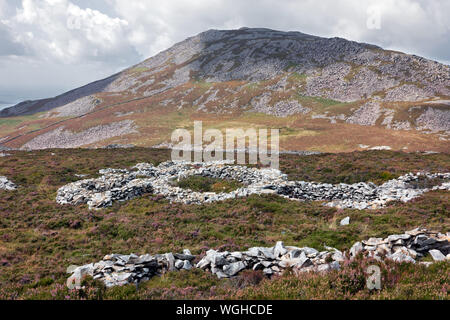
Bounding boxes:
67 228 449 288
56 160 450 210
0 28 448 151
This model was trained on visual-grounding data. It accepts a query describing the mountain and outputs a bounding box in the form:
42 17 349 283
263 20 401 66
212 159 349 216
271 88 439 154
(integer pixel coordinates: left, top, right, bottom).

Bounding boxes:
0 27 449 152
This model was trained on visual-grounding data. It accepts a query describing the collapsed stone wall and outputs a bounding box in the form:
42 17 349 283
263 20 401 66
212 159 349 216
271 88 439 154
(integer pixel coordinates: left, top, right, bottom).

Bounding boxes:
56 161 450 210
67 228 449 289
281 172 450 210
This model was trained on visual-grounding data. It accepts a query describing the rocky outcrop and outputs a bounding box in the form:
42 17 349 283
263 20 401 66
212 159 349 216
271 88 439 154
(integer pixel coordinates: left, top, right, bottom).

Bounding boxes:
416 107 450 134
67 228 449 289
47 95 102 118
250 95 311 117
346 101 382 126
0 176 16 191
56 161 450 210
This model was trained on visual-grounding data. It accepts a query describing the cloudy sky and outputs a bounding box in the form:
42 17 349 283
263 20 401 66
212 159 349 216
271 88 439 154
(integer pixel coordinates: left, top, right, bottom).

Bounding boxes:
0 0 449 109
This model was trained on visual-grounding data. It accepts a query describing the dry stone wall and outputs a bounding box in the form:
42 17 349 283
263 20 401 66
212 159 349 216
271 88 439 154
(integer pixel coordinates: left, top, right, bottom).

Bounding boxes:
0 176 16 191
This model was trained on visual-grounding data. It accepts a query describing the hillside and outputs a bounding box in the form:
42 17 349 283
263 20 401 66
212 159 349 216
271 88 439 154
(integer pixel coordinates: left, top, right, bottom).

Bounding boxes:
0 27 449 152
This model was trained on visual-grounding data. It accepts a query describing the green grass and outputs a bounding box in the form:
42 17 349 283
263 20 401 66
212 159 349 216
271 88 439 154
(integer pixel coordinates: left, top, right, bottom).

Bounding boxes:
176 175 243 193
294 93 351 114
244 82 260 90
127 67 149 74
0 148 448 300
192 79 214 89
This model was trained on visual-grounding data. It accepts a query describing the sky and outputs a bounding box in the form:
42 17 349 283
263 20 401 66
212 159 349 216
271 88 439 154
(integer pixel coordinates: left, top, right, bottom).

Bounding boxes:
0 0 449 109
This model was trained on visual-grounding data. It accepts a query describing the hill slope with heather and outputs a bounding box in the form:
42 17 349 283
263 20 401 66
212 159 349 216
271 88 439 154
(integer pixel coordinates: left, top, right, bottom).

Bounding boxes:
0 28 449 152
0 148 449 299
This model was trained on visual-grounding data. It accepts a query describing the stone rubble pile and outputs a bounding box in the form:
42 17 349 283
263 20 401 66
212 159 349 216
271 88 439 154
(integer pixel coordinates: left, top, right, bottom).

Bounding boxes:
57 160 287 209
0 176 17 191
303 172 450 210
374 172 450 206
56 161 450 210
67 228 449 289
350 227 450 264
133 161 287 205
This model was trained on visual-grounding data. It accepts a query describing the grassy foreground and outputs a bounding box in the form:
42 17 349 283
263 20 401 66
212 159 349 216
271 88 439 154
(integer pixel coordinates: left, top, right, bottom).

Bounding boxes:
0 148 448 300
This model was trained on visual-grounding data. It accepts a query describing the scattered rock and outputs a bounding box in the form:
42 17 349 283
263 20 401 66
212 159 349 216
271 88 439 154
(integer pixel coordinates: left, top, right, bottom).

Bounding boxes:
340 216 350 226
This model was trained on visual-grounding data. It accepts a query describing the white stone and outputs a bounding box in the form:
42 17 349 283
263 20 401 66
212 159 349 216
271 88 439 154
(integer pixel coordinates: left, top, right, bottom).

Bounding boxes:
340 216 350 226
350 242 363 258
429 249 445 261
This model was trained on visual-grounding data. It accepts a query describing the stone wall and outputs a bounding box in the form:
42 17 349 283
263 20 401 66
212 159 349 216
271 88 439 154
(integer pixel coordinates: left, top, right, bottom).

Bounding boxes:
56 161 450 210
67 228 449 289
